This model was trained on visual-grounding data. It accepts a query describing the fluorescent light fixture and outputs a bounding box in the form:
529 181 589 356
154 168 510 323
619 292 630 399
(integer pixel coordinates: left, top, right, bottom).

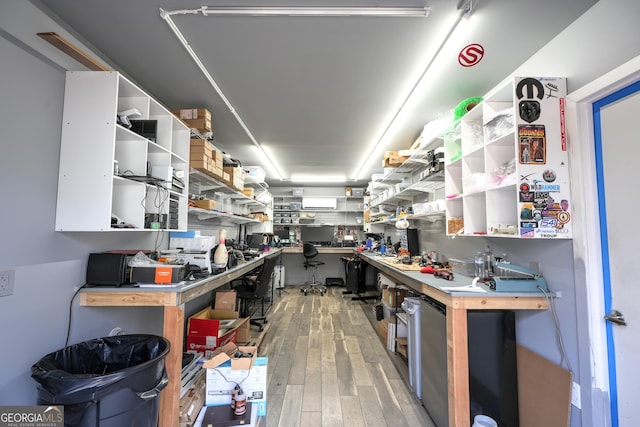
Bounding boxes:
160 8 284 181
161 6 428 183
351 3 474 180
290 174 347 183
164 6 429 18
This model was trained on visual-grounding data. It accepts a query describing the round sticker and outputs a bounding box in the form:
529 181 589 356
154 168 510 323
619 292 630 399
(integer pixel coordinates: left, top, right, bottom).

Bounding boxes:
458 44 484 67
558 211 570 224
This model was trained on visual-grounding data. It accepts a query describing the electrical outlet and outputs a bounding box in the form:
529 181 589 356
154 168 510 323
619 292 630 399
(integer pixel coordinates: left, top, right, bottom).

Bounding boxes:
0 270 15 297
571 381 581 409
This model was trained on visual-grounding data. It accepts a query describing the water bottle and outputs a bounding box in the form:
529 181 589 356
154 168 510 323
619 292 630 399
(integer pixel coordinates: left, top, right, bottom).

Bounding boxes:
474 252 485 278
484 245 493 276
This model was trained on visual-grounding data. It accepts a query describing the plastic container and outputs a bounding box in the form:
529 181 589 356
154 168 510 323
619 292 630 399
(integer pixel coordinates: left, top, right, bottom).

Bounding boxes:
473 414 498 427
243 166 266 183
31 334 170 427
449 258 476 277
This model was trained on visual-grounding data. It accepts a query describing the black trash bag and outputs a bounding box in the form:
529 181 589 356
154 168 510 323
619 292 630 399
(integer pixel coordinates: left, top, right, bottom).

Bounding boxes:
31 334 170 427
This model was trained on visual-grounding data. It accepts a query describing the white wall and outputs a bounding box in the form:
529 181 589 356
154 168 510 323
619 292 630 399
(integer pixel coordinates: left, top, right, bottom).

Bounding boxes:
510 0 640 425
0 32 168 404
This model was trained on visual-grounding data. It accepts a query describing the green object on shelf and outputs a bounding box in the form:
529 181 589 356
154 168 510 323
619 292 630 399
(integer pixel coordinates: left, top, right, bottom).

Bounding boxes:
453 96 484 121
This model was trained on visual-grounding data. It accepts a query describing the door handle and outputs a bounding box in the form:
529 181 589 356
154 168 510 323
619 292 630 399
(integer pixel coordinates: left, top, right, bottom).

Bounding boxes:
604 310 627 326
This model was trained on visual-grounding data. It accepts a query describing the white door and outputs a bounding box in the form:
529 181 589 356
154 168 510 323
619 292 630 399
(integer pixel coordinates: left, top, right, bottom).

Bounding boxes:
592 80 640 426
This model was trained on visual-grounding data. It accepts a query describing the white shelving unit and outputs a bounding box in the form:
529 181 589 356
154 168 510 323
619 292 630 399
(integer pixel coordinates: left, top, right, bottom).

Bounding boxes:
365 136 446 231
445 76 572 238
55 71 190 231
187 168 272 227
272 194 364 227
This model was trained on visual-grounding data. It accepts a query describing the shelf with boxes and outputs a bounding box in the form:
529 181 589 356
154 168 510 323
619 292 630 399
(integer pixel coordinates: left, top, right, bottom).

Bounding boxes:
55 71 190 232
444 76 572 239
365 139 446 230
188 139 272 226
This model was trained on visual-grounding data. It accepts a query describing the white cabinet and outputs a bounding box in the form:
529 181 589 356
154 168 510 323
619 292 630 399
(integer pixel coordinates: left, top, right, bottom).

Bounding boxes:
445 77 572 238
55 71 190 231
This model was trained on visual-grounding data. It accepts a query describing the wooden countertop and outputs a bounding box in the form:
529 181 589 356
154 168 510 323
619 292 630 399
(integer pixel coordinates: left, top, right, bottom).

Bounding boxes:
359 252 548 310
80 249 282 307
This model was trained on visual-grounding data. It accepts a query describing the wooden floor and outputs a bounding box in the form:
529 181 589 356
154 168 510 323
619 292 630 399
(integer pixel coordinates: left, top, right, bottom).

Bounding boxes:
254 286 436 427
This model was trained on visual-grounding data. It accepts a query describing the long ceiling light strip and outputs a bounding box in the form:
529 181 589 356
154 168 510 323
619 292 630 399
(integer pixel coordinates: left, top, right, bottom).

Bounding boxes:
162 6 431 182
351 2 475 181
163 6 429 18
160 8 285 180
351 8 469 181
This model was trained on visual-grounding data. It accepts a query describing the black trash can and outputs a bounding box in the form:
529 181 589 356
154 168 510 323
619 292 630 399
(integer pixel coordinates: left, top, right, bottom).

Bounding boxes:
31 334 170 427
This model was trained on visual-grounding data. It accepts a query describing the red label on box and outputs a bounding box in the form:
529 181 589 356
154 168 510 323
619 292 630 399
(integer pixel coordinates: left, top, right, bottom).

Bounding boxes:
186 329 238 356
155 267 173 283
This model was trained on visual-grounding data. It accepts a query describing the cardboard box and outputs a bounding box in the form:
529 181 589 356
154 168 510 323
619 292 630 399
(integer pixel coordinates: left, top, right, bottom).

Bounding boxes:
382 150 409 167
190 138 214 149
173 109 212 132
382 287 407 308
129 265 185 284
242 187 255 198
193 199 216 210
378 317 392 344
203 343 267 417
186 308 249 357
174 108 212 121
190 159 209 171
214 290 237 312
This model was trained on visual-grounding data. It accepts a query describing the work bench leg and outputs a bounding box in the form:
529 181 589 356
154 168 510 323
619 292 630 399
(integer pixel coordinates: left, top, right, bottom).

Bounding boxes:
159 305 185 427
447 307 470 427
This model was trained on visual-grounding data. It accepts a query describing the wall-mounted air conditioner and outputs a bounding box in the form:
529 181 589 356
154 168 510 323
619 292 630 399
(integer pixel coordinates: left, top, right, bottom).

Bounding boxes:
302 197 337 209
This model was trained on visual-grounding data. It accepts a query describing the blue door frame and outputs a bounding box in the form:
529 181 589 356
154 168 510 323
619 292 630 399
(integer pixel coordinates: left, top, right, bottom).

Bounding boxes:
591 79 640 427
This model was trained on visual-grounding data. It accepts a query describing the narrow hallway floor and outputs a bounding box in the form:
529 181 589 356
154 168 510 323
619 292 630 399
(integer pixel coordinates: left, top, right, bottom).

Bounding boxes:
256 286 435 427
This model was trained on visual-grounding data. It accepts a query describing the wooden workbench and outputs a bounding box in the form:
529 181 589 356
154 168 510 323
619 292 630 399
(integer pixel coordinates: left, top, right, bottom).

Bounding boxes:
358 252 548 427
79 249 281 427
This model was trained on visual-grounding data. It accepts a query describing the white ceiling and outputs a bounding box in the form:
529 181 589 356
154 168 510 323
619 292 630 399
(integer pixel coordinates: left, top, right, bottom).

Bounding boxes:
30 0 597 187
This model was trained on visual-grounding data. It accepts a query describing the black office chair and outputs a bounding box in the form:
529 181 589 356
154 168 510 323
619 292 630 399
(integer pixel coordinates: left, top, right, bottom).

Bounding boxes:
301 243 327 296
233 253 279 331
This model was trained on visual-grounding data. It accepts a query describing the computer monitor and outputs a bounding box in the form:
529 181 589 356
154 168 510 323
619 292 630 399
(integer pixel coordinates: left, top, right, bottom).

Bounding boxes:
301 226 335 246
246 233 265 249
275 228 290 239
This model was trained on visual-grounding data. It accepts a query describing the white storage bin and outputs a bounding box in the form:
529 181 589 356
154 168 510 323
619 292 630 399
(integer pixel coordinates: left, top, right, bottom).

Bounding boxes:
169 236 215 252
243 166 266 183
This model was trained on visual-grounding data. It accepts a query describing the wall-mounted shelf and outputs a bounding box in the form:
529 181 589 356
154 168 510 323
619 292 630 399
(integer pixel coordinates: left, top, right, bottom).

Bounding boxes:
55 71 189 232
365 136 446 231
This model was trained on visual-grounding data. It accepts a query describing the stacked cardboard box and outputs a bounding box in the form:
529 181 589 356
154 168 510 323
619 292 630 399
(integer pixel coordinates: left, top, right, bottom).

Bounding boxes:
223 166 245 191
189 139 224 180
172 108 212 133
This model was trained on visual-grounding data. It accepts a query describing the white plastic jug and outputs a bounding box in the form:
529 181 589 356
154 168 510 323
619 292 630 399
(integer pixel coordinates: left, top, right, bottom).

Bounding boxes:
473 414 497 427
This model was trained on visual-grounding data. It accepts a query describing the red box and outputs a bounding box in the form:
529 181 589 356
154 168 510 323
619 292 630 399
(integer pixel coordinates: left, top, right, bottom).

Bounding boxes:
186 308 249 357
